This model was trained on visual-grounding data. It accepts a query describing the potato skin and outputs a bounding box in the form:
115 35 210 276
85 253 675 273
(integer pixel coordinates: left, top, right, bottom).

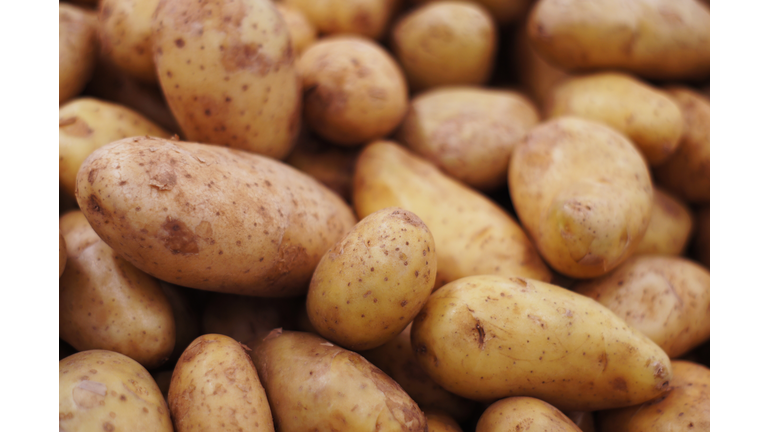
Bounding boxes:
75 136 356 297
98 0 160 83
250 330 427 432
573 255 710 358
59 350 173 432
354 141 551 287
60 4 99 105
424 410 463 432
476 397 582 432
168 334 274 432
635 188 693 256
282 0 398 40
509 117 653 279
410 275 672 411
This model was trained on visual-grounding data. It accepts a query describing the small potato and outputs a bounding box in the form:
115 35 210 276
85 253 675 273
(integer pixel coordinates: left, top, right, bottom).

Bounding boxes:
545 72 684 166
397 86 539 190
202 294 301 343
60 231 68 277
285 131 359 202
573 255 710 359
509 117 653 279
60 4 99 105
98 0 160 83
635 188 694 256
169 334 274 432
59 350 173 432
281 0 398 40
476 397 582 432
424 410 463 432
274 3 318 55
298 36 408 146
59 97 169 197
693 206 709 267
413 0 531 24
392 2 496 91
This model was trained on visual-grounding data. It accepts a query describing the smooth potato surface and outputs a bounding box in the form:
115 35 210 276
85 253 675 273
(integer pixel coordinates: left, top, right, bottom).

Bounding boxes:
476 397 582 432
60 4 99 104
635 188 693 256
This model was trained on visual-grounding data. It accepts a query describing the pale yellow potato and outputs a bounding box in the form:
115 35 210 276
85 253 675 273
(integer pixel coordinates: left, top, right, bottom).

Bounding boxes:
250 329 427 432
476 397 582 432
354 141 552 288
281 0 398 40
546 72 684 166
513 24 572 110
99 0 160 83
202 294 301 343
411 275 672 411
60 4 99 105
509 117 653 279
413 0 531 24
598 361 710 431
59 350 173 432
60 211 176 369
153 0 301 159
285 131 359 202
298 36 408 146
397 86 539 190
274 3 318 55
527 0 710 80
424 410 463 432
693 206 709 267
76 136 356 297
392 2 496 91
307 208 437 350
635 188 693 256
59 97 169 197
573 255 710 359
59 231 68 277
169 334 274 432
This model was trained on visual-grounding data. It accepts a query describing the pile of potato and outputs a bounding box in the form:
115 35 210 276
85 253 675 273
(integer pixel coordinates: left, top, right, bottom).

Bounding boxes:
59 0 710 431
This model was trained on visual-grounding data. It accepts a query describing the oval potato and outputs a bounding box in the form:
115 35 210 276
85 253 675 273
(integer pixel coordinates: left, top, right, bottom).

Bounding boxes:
476 397 582 432
634 188 693 256
60 3 99 104
98 0 160 83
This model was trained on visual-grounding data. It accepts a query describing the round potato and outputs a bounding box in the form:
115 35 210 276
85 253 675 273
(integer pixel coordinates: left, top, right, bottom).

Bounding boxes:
281 0 398 40
59 350 173 432
476 397 582 432
98 0 160 83
693 206 709 267
298 36 408 146
60 230 68 277
274 3 318 55
634 188 694 256
60 3 99 105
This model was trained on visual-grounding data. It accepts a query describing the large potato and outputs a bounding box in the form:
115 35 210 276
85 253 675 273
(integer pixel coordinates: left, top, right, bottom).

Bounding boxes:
635 187 693 256
354 141 552 288
76 136 356 297
98 0 160 83
476 397 582 432
509 117 653 279
527 0 710 80
153 0 301 159
60 3 99 105
168 334 274 432
250 329 427 432
59 350 173 432
411 275 672 411
281 0 398 40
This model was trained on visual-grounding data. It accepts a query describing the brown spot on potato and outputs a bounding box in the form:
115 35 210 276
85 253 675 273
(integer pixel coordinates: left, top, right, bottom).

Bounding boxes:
103 422 114 431
148 162 177 191
60 116 93 137
612 377 628 392
158 217 199 255
175 38 185 48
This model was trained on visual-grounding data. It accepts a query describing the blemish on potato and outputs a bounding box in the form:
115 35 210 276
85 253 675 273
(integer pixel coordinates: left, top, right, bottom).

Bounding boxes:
158 217 199 255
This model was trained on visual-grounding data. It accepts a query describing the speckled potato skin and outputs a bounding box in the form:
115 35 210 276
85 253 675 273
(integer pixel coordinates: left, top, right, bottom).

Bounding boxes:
527 0 710 80
635 188 693 256
60 211 176 369
298 36 408 146
598 361 710 431
153 0 301 159
573 255 710 358
60 4 99 105
424 410 463 432
281 0 398 40
250 330 427 432
545 72 684 166
274 4 317 55
392 2 496 91
397 87 539 190
354 141 552 288
410 275 672 411
59 350 173 432
99 0 160 83
476 397 582 432
509 117 653 279
60 231 68 277
59 97 169 197
168 334 275 432
75 136 357 296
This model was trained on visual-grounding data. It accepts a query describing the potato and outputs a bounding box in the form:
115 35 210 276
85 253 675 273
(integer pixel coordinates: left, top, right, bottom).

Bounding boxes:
509 117 653 279
284 131 359 202
545 72 684 166
202 294 301 343
392 2 496 91
307 208 437 350
59 97 169 197
354 141 552 288
98 0 160 83
476 397 582 432
411 275 672 411
413 0 531 24
396 86 539 191
424 410 463 432
513 24 572 110
168 334 274 432
281 0 398 40
635 188 694 256
573 255 710 359
60 3 99 105
693 206 709 267
653 87 710 204
153 0 301 159
250 329 427 432
59 350 173 432
76 136 356 297
60 230 68 277
527 0 710 80
597 361 710 431
298 36 408 146
274 3 317 55
60 210 176 369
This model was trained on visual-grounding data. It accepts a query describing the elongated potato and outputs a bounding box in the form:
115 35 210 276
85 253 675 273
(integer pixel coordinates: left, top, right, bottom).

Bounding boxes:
635 188 693 256
411 275 672 411
282 0 398 40
99 0 160 83
476 397 582 432
169 334 274 432
354 141 552 288
153 0 301 159
60 4 99 104
76 136 356 296
59 350 173 432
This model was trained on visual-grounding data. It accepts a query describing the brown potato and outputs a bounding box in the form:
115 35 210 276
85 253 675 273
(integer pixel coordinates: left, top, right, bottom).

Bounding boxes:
476 397 582 432
635 187 694 256
98 0 160 83
60 3 99 105
281 0 398 40
274 3 318 55
693 206 709 267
